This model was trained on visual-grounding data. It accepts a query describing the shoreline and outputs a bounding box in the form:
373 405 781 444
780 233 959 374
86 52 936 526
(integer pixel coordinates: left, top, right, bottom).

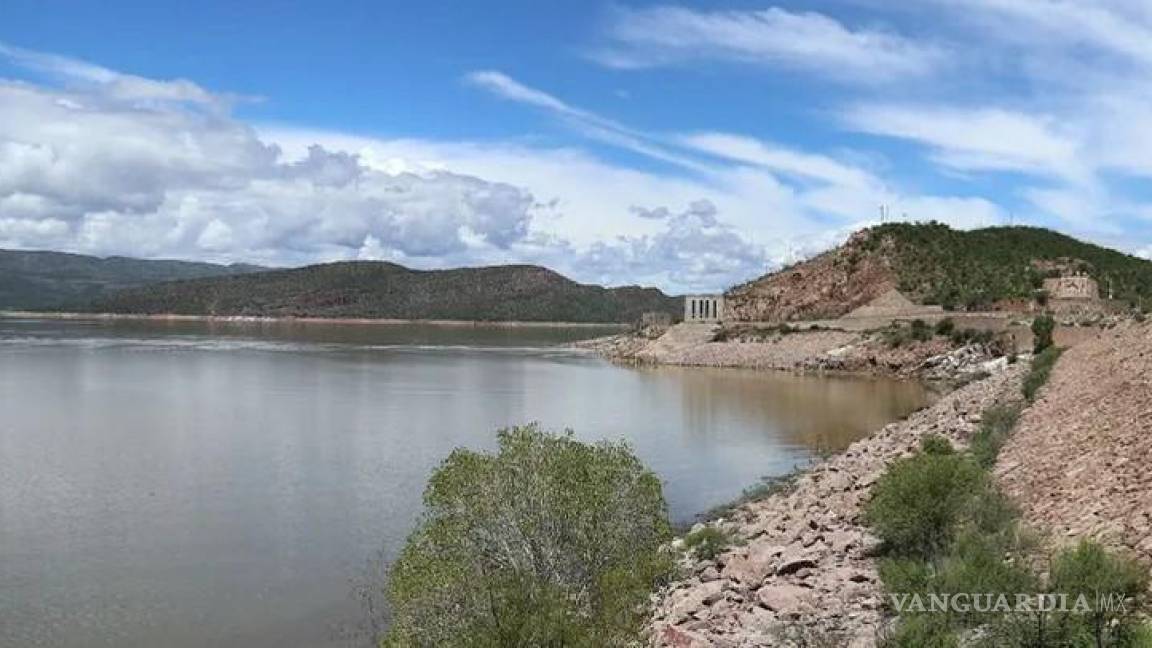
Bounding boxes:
649 362 1028 646
0 311 631 329
579 325 1007 383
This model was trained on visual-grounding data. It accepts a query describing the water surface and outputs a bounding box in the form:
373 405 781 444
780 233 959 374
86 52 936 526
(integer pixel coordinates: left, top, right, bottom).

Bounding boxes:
0 319 931 647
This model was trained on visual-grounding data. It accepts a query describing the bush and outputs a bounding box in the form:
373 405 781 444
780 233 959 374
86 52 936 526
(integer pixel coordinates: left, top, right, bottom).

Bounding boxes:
683 526 734 561
920 434 955 456
866 443 985 559
934 318 955 336
968 404 1022 468
1031 313 1055 353
1022 346 1063 402
911 319 933 342
1046 540 1149 647
383 425 672 647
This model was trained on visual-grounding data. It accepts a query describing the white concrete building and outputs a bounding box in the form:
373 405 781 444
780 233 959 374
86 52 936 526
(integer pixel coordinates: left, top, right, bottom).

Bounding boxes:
684 295 723 322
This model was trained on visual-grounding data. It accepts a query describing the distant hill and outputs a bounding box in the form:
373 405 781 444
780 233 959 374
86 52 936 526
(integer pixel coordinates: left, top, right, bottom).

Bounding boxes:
91 261 681 323
0 249 265 310
726 223 1152 321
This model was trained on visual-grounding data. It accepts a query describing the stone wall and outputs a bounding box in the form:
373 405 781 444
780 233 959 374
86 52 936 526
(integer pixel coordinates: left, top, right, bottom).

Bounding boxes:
1043 275 1099 300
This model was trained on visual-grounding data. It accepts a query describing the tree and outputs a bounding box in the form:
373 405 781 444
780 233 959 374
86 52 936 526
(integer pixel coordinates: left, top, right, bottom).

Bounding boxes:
383 424 672 647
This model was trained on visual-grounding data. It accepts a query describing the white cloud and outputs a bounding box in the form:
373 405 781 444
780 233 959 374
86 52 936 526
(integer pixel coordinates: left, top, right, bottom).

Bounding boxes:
0 78 542 268
679 132 876 189
465 70 707 172
0 41 231 108
843 105 1084 180
593 5 943 82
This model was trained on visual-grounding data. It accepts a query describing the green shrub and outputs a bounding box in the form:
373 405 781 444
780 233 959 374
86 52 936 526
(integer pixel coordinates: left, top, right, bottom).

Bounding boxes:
1031 313 1056 353
683 526 734 561
935 317 955 336
866 447 985 559
1022 347 1063 402
935 531 1036 618
920 434 955 456
383 425 672 647
1047 540 1149 647
968 404 1022 468
911 319 933 342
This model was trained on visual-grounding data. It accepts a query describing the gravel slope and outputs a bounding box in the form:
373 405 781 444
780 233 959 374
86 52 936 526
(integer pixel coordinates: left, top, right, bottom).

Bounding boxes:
997 321 1152 564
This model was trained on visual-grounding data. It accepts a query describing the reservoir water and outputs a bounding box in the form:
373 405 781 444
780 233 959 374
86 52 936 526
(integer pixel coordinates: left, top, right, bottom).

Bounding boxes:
0 318 931 647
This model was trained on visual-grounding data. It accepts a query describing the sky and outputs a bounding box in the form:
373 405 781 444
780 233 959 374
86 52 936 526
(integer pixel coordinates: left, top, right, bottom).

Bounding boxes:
2 1 1152 293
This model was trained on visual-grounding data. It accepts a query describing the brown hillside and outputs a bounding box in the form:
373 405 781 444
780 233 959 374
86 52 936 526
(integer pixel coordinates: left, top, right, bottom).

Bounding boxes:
724 230 898 322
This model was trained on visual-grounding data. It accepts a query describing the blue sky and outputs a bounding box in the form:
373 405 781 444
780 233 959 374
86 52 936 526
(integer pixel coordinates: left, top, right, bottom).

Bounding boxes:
2 1 1152 292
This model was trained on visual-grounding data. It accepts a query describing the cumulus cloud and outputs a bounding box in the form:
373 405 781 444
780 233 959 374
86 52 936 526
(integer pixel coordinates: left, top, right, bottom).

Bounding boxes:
0 75 540 266
577 200 770 291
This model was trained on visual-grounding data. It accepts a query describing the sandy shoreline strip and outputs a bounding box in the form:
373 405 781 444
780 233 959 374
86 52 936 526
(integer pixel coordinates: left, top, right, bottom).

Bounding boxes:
0 311 631 329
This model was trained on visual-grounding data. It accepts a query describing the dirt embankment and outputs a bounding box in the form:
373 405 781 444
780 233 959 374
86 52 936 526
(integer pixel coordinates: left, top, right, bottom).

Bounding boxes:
648 363 1028 647
997 321 1152 563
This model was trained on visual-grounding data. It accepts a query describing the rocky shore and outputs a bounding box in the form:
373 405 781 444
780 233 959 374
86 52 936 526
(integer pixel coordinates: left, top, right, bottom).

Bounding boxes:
578 323 1005 381
648 362 1028 647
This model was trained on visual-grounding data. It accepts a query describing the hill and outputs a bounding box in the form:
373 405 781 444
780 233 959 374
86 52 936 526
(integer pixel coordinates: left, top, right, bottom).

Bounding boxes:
725 223 1152 321
90 261 681 323
0 249 265 310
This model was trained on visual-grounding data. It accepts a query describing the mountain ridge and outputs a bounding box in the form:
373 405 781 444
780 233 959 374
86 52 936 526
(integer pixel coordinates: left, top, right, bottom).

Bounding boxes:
0 248 266 310
88 260 682 323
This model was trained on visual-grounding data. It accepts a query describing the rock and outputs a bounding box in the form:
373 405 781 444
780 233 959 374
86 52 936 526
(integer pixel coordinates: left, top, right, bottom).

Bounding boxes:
720 545 782 585
659 625 714 648
775 549 817 576
756 584 813 615
668 580 724 624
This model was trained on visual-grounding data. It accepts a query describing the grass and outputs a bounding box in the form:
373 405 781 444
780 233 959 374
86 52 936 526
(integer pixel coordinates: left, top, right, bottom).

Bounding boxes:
1022 346 1063 402
695 468 803 526
968 404 1023 469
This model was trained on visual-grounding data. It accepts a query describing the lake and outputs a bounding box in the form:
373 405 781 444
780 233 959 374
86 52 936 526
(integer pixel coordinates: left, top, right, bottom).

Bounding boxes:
0 318 931 647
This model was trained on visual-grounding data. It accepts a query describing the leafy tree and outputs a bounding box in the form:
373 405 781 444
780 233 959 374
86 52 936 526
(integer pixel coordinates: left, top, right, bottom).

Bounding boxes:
383 425 672 647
